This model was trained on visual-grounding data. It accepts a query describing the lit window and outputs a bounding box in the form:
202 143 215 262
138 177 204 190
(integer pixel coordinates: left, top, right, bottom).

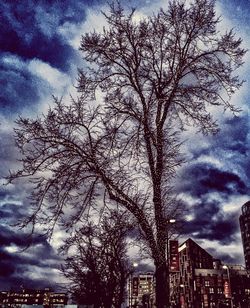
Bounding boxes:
205 281 210 286
209 288 214 294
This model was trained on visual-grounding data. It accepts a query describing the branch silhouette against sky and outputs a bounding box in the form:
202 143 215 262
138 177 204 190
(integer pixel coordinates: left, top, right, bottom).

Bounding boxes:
0 0 249 293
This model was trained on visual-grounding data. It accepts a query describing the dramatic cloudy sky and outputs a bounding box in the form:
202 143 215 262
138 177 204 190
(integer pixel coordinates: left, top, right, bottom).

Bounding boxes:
0 0 250 291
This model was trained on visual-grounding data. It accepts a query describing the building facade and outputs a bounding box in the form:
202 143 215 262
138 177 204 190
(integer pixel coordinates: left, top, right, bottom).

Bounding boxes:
128 273 155 307
175 238 215 307
0 288 67 307
194 268 231 308
126 237 250 307
170 239 250 308
239 201 250 270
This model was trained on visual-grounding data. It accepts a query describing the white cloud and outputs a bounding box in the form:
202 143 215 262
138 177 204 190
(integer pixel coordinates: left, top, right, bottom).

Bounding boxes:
222 195 250 214
195 155 224 169
58 6 108 50
5 244 19 254
27 59 72 94
200 237 244 265
178 193 199 207
27 265 61 281
50 227 67 250
25 58 78 117
0 114 16 133
185 214 195 221
205 192 224 205
1 54 26 71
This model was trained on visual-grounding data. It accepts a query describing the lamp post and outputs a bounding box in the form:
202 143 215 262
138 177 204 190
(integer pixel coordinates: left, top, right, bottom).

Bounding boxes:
223 265 233 308
179 284 185 308
166 218 177 308
166 218 176 266
129 262 138 308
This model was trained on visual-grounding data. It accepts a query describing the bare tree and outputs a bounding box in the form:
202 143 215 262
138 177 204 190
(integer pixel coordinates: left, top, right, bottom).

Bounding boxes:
61 211 131 308
8 0 245 307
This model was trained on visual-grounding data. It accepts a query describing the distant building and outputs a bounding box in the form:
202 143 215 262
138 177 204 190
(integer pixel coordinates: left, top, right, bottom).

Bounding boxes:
228 264 250 307
126 236 250 307
170 238 250 308
239 201 250 269
127 272 155 307
0 288 67 307
175 238 215 307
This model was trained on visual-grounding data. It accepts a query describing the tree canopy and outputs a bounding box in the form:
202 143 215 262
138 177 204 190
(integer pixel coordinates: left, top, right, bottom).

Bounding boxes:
9 0 246 306
61 211 131 308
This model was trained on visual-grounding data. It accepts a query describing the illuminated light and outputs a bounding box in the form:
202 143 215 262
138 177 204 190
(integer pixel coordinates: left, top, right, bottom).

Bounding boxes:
178 243 186 252
169 219 176 223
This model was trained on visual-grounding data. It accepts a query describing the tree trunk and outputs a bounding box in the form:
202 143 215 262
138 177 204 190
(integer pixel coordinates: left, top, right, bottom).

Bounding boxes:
155 261 170 308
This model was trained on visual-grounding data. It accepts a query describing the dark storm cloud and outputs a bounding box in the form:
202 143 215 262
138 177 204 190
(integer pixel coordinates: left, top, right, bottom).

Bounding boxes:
135 262 154 273
0 54 51 114
182 199 239 245
190 115 249 163
0 203 24 222
177 114 250 259
0 0 88 72
179 115 250 198
221 116 249 155
0 223 61 290
206 247 242 265
0 0 106 115
0 129 33 200
0 126 62 290
179 163 248 198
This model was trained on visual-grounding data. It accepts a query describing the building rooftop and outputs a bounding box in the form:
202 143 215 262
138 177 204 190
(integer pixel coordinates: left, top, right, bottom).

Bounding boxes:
241 201 250 214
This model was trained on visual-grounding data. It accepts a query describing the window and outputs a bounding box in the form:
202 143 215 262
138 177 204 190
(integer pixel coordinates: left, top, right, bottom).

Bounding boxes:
209 288 214 294
205 281 210 286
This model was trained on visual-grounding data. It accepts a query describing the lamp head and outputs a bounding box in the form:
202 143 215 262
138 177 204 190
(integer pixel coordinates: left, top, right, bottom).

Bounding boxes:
169 219 176 223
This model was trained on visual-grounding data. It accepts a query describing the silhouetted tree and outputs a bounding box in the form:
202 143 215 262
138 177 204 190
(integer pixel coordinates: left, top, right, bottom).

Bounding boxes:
9 0 245 306
61 211 131 308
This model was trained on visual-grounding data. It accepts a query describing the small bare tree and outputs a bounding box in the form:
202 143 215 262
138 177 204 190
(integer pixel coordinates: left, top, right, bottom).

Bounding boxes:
61 211 131 308
9 0 245 306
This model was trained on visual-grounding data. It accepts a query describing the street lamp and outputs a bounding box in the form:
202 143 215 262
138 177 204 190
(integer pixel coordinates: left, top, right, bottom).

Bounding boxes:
166 218 177 308
129 262 139 308
166 218 177 264
179 284 185 308
169 219 176 224
223 265 233 308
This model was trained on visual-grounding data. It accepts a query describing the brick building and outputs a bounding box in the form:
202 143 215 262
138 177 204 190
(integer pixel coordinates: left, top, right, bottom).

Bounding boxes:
239 201 250 270
175 238 214 307
170 239 250 308
0 288 67 307
128 273 155 307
